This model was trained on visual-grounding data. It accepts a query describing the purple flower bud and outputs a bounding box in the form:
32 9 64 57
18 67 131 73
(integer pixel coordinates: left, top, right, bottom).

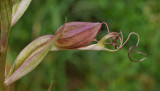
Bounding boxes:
55 22 102 49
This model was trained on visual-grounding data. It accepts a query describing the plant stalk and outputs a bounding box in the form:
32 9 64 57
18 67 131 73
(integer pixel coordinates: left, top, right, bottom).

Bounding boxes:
0 11 6 91
0 0 12 90
0 19 10 91
0 43 8 91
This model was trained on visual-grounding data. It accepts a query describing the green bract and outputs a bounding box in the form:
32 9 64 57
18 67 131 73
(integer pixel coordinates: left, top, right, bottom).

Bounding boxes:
11 0 32 27
5 22 66 86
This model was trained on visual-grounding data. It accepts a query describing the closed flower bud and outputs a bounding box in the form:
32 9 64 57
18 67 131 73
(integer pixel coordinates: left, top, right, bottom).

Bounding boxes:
55 22 102 49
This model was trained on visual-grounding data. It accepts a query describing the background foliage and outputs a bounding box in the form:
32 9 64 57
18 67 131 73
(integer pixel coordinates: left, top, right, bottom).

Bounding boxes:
7 0 160 91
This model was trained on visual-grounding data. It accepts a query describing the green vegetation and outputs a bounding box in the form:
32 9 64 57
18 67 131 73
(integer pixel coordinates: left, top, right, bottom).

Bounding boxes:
7 0 159 91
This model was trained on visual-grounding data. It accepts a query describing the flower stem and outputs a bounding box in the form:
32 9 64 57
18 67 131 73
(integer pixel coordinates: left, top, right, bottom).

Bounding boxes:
0 36 8 90
0 0 12 90
0 46 7 91
0 25 10 91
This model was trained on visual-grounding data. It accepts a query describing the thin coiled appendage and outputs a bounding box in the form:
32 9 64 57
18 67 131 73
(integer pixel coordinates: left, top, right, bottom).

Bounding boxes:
120 32 148 62
100 22 148 62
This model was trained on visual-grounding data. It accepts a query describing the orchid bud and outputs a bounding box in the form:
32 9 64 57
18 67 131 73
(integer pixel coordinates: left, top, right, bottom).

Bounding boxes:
55 22 102 49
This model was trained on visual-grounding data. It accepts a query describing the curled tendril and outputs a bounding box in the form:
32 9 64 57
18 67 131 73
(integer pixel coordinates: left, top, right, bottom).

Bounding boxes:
128 46 148 62
99 22 148 62
120 32 148 62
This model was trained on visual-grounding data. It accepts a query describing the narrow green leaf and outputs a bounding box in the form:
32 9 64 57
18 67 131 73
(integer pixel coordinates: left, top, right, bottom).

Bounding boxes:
5 22 66 86
11 0 32 27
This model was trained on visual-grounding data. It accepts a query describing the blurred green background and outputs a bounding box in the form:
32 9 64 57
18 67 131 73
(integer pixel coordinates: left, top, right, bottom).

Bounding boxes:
7 0 160 91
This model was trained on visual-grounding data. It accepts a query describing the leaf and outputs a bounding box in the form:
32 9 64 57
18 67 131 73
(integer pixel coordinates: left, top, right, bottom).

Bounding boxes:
11 0 32 27
5 22 66 86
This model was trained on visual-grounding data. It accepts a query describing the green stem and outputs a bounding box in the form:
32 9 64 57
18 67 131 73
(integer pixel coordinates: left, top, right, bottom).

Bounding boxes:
0 21 10 91
0 24 10 91
0 44 8 91
0 12 6 91
0 0 12 90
